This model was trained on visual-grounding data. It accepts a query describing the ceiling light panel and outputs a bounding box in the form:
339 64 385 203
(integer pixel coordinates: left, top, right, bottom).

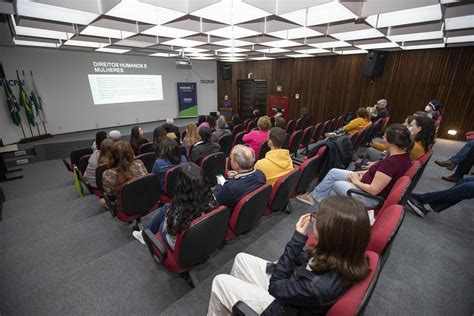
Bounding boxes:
81 26 135 39
336 49 368 55
149 52 180 57
219 53 247 57
260 39 303 48
213 39 254 47
388 31 443 42
190 56 216 60
105 1 185 25
286 53 314 58
356 42 399 49
249 56 274 60
332 28 384 41
175 47 209 53
267 27 322 39
294 48 328 54
215 47 250 53
14 38 59 48
367 4 442 28
162 38 206 47
63 40 105 48
142 25 198 38
14 25 72 40
191 0 271 25
309 41 351 49
403 43 445 50
114 39 156 48
16 0 98 24
446 35 474 44
281 2 357 26
95 47 130 54
445 16 474 31
206 25 261 39
256 47 289 53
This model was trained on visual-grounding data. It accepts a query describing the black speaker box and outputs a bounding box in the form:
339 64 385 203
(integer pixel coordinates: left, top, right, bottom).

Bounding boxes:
362 51 388 77
222 63 232 80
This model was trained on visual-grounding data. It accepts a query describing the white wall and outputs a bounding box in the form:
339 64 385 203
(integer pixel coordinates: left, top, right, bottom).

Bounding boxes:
0 46 217 144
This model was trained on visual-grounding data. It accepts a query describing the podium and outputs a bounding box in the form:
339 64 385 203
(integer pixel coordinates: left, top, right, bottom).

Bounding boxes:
219 108 233 121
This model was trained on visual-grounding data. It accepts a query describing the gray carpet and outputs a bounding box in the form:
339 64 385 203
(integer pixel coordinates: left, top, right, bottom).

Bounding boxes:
0 139 472 315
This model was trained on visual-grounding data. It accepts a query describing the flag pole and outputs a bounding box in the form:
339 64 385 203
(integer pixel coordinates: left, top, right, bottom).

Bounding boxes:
19 121 27 139
22 70 41 136
30 70 48 134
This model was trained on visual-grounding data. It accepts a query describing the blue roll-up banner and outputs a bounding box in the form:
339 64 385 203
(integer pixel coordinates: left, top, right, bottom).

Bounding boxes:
177 82 197 116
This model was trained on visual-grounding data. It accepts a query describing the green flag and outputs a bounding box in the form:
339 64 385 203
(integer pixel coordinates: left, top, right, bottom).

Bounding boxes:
30 70 46 122
0 63 22 126
16 70 35 126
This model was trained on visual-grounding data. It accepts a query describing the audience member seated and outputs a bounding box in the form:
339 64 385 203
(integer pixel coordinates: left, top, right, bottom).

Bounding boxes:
255 127 293 186
109 130 122 141
132 162 217 248
365 115 435 162
152 138 187 188
182 123 201 155
102 141 147 205
190 127 221 165
207 196 371 315
435 141 474 182
227 114 242 131
97 139 114 166
297 124 413 207
91 131 107 152
213 145 266 212
243 116 272 154
408 177 474 218
299 106 311 129
153 126 168 153
130 126 149 155
274 116 286 129
84 131 107 187
370 99 389 121
197 115 207 127
162 118 180 139
211 117 232 142
424 100 441 121
343 107 371 135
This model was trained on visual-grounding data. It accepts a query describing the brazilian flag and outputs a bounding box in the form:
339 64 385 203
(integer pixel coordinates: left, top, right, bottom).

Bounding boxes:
16 70 35 126
0 64 21 125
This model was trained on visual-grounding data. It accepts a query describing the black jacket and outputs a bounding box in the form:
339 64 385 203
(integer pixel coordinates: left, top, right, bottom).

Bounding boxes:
189 141 221 165
263 232 347 316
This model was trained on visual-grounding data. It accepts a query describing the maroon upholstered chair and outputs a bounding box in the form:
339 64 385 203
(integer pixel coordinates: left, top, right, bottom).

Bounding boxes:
200 152 226 187
63 147 93 172
285 119 296 136
136 152 157 173
226 184 272 241
138 142 154 155
216 134 233 157
293 147 327 196
265 168 301 216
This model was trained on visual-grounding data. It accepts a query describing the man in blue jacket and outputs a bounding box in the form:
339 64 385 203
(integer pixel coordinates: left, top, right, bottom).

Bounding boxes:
213 144 266 212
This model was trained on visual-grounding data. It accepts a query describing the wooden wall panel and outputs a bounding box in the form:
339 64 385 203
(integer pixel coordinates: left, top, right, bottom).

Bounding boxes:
217 47 474 140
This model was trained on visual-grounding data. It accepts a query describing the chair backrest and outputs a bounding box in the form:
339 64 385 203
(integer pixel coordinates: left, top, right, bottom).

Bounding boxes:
163 165 181 198
288 130 304 155
286 119 296 136
368 204 404 260
381 116 391 133
418 148 433 167
176 205 230 269
329 117 338 132
257 141 271 160
268 168 301 212
77 154 91 175
408 148 433 194
200 152 226 186
136 152 157 173
294 118 303 131
70 147 93 167
350 131 360 150
300 126 314 149
321 119 332 135
138 142 154 155
120 174 161 217
232 124 244 136
247 119 257 131
228 184 272 238
95 163 109 191
404 160 421 179
232 131 247 147
311 122 324 142
294 148 327 195
243 119 252 131
327 251 380 316
336 115 345 129
353 127 370 150
216 134 233 157
378 176 410 217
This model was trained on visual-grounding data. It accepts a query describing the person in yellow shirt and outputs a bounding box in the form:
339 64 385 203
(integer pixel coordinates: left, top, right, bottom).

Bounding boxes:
343 108 372 135
255 127 293 186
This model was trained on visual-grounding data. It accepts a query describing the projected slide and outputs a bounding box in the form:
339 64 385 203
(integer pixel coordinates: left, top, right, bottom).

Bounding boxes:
88 74 163 105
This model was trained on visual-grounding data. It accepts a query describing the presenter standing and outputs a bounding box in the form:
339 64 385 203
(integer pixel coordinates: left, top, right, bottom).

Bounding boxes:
220 94 233 121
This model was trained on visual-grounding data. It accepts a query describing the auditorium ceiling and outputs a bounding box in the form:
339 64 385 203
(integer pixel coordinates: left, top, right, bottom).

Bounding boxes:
1 0 473 60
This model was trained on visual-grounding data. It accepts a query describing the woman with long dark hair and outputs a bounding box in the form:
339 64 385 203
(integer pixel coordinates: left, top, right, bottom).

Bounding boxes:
130 126 149 155
297 124 413 207
208 196 371 315
84 131 107 187
102 141 147 201
153 126 168 154
151 138 187 188
133 162 216 249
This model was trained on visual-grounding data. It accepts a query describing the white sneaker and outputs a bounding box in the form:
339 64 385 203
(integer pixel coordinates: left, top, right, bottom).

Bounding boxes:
132 230 145 245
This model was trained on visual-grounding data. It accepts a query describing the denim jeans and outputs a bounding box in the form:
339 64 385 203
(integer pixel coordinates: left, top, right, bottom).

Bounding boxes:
416 178 474 212
453 146 474 178
310 168 379 208
148 203 170 234
450 140 474 165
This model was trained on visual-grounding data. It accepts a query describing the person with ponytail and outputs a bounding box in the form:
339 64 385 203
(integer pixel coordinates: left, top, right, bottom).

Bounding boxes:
297 124 413 207
207 196 371 315
133 162 217 249
102 141 147 206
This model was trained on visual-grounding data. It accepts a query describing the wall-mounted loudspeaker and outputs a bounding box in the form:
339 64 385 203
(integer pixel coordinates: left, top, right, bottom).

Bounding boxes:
362 51 388 77
223 63 232 80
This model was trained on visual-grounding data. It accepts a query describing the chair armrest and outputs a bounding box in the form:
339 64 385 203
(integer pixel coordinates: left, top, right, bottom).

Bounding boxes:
292 157 304 166
232 301 259 316
143 228 167 265
103 193 117 216
347 189 385 211
62 158 72 172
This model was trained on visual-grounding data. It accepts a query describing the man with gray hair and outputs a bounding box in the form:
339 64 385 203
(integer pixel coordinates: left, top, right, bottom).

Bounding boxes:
373 99 389 121
213 144 266 212
211 116 232 142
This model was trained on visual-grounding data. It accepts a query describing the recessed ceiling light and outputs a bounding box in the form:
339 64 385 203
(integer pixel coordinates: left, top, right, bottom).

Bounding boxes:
63 40 104 48
162 38 206 47
14 38 59 48
81 26 135 39
175 47 209 53
249 56 274 60
260 39 302 48
267 27 322 40
366 4 442 28
294 48 328 54
190 56 216 60
142 25 197 38
332 29 384 41
105 1 184 25
356 42 399 49
309 41 351 49
149 52 180 57
95 47 130 54
216 47 250 53
16 0 98 24
388 31 443 42
445 16 474 30
114 39 155 48
192 0 271 25
402 43 445 50
256 47 289 53
286 54 314 58
446 35 474 43
213 39 254 47
281 2 357 26
206 26 260 39
336 49 368 55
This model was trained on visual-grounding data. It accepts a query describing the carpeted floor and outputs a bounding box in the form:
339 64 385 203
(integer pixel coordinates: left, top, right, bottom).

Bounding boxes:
0 138 472 315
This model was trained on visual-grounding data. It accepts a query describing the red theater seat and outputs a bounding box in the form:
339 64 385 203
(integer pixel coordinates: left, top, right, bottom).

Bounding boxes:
265 168 301 216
